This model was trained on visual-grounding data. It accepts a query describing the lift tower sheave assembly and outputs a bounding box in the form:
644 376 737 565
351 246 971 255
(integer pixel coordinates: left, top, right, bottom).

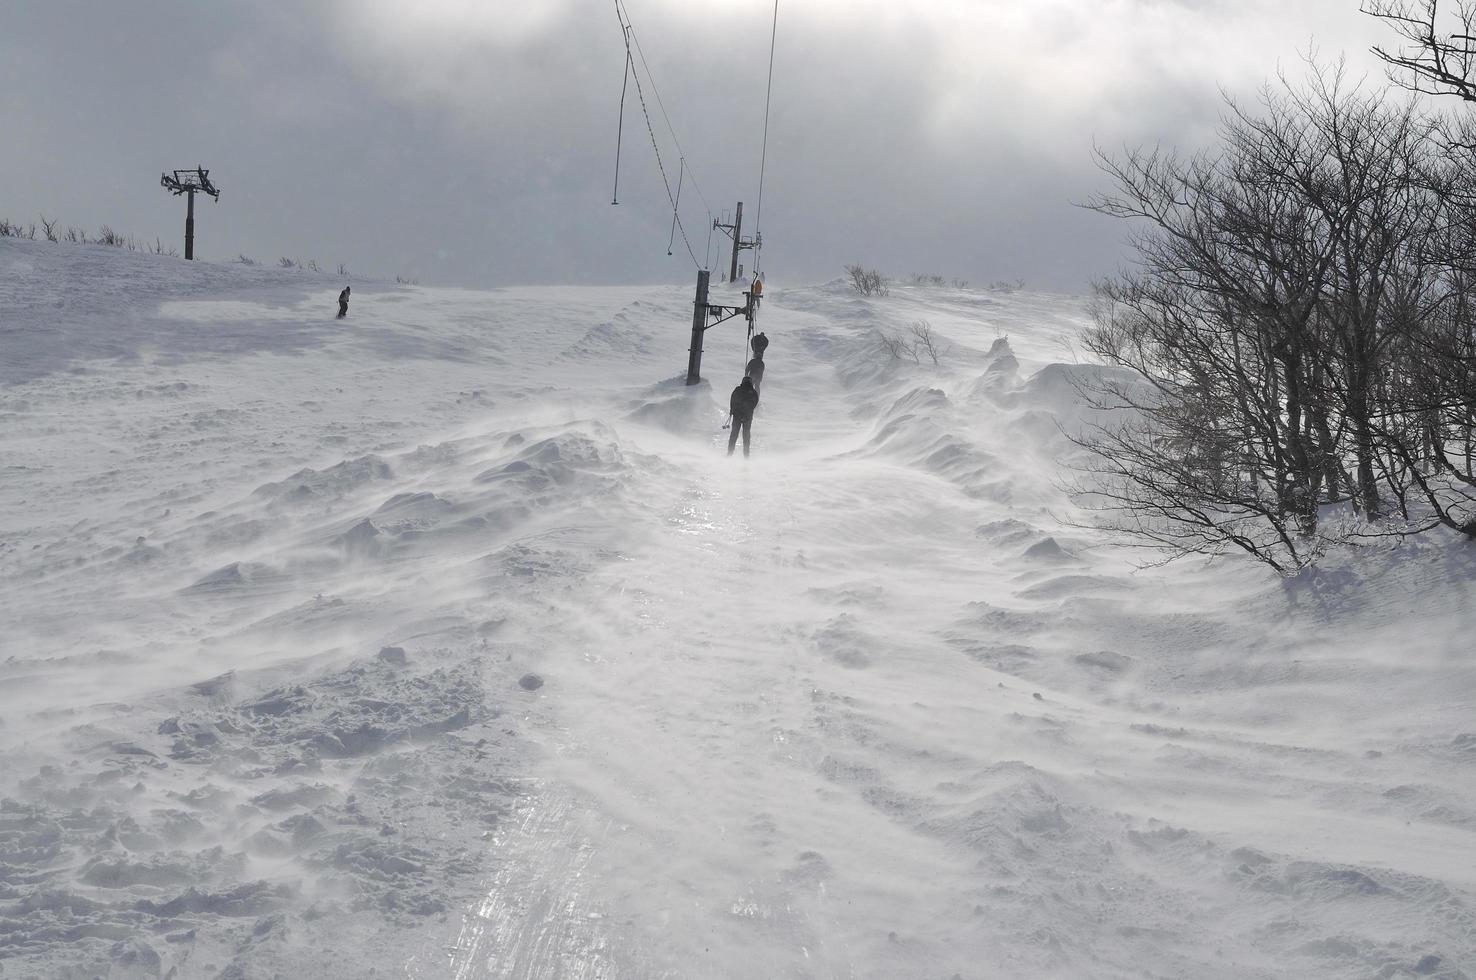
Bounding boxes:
160 167 221 260
713 202 758 283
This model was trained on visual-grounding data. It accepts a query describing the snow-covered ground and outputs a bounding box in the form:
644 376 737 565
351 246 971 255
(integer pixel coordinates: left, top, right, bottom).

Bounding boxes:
1 238 1473 979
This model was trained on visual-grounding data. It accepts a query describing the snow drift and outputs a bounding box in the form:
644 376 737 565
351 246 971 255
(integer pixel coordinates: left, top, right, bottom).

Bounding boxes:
1 240 1472 979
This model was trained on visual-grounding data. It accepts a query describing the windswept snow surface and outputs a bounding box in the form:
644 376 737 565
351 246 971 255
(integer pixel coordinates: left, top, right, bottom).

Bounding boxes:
1 238 1473 979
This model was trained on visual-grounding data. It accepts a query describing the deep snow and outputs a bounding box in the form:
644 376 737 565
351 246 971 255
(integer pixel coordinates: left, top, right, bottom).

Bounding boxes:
1 238 1473 979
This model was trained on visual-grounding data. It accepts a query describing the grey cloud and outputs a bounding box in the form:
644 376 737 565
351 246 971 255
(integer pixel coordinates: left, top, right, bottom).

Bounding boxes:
0 0 1396 291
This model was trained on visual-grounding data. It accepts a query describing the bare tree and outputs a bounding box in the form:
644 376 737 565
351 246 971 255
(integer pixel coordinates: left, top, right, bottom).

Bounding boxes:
1078 62 1473 571
1365 0 1476 102
39 215 58 242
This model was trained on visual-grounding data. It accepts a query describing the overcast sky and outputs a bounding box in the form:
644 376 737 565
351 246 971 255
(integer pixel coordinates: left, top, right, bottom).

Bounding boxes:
0 1 1406 291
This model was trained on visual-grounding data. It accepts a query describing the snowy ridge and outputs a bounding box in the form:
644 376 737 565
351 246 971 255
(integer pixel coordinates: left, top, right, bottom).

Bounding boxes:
1 242 1473 978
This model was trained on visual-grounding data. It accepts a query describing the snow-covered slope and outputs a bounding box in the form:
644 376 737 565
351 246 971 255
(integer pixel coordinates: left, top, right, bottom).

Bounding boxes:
1 239 1472 979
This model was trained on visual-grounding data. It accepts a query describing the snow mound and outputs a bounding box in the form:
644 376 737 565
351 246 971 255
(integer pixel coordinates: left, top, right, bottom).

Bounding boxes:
561 305 657 360
622 376 721 435
998 361 1149 435
182 560 284 595
812 613 880 669
474 425 628 490
849 387 1013 499
1014 573 1131 601
961 336 1020 397
0 647 526 979
252 454 394 507
1022 536 1074 561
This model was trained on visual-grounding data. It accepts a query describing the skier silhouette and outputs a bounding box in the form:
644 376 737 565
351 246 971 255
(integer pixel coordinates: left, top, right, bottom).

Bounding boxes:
337 286 351 318
727 376 760 457
746 353 765 393
751 331 769 358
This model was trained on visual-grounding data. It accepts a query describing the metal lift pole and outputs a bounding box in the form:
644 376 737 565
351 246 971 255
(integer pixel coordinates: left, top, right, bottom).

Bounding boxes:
686 269 711 385
184 189 196 260
728 201 743 283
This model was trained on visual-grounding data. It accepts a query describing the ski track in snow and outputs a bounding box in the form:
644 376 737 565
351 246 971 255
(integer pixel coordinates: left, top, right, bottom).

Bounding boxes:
1 240 1474 979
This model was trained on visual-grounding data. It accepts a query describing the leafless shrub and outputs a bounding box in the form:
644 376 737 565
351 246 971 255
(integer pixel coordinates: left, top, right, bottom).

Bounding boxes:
910 320 952 365
0 218 13 237
878 331 919 362
279 257 297 269
96 226 124 246
337 263 348 276
306 259 320 272
238 254 256 265
395 274 419 285
39 215 58 242
908 273 948 287
24 223 36 240
951 278 970 289
986 278 1025 292
844 263 889 296
66 227 85 243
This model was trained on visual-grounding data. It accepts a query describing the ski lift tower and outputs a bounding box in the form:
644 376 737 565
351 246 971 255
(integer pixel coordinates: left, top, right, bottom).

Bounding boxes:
713 202 759 283
159 167 221 260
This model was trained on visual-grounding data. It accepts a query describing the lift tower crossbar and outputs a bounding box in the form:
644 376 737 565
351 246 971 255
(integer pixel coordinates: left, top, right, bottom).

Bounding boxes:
685 269 757 385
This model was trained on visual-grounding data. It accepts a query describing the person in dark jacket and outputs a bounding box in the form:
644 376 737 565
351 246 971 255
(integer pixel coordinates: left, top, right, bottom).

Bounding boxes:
746 354 765 392
337 286 351 318
751 331 769 358
727 376 760 457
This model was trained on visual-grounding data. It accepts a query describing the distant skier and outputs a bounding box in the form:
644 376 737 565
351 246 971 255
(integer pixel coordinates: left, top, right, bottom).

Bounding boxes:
750 275 764 309
746 354 765 393
337 286 351 318
752 331 769 358
727 376 760 458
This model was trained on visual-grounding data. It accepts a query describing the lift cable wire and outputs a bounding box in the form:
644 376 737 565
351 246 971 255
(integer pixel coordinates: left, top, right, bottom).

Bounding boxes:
620 1 716 223
752 0 779 276
611 12 633 205
666 158 685 256
613 0 705 269
628 38 701 269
